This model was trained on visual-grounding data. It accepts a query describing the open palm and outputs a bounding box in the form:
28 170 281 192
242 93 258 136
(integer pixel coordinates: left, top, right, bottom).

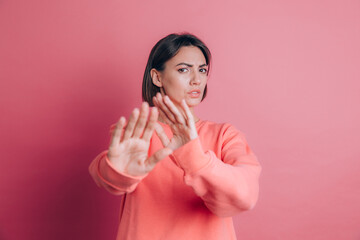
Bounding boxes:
153 93 198 151
108 102 172 176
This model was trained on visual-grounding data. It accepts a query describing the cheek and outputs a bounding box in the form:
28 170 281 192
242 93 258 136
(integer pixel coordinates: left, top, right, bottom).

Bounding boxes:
202 75 208 82
165 75 187 89
163 78 188 100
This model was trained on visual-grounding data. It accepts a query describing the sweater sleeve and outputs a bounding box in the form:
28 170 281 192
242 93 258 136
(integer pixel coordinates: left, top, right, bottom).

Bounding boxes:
170 124 262 217
88 150 146 195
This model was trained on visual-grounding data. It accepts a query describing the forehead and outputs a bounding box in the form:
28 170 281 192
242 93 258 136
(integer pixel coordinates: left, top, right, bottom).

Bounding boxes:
166 46 206 66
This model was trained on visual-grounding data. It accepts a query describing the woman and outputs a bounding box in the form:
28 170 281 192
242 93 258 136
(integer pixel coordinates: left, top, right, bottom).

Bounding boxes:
89 33 262 240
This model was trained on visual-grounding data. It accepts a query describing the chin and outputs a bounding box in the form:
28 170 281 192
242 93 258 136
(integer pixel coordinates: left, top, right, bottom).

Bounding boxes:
185 99 202 108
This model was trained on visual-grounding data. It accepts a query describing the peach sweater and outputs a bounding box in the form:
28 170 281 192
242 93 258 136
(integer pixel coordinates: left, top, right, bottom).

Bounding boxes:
89 120 262 240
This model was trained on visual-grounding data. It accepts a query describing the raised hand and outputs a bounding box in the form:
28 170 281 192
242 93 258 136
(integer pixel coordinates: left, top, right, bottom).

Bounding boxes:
152 93 198 151
107 102 173 176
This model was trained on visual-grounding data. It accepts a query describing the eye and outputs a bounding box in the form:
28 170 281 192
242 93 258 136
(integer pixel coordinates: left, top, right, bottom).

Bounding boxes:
178 68 188 73
199 68 207 73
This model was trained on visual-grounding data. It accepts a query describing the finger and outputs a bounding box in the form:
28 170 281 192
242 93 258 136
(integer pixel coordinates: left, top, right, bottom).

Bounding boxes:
155 93 177 123
163 95 186 124
153 95 175 126
157 107 174 126
181 99 195 126
142 107 158 141
110 117 126 147
154 122 170 147
180 99 198 140
122 108 140 140
132 102 149 138
145 147 173 172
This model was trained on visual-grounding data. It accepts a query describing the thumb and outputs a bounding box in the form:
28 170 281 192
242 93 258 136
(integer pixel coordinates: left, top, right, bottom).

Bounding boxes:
145 147 173 172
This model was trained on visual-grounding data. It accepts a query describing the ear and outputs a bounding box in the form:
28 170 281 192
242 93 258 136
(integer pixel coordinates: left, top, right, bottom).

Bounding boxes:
151 68 162 87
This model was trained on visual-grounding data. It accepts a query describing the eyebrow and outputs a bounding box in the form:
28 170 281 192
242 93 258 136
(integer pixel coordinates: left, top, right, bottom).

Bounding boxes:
175 62 208 67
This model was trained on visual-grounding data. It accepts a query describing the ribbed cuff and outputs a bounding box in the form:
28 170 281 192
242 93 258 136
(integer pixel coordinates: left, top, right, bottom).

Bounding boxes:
97 152 146 191
171 138 210 174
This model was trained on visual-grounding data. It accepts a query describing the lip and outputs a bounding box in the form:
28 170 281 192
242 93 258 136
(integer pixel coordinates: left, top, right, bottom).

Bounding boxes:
187 89 201 94
187 89 201 98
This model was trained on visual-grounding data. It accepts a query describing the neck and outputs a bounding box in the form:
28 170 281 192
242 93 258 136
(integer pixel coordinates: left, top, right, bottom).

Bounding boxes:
191 108 200 123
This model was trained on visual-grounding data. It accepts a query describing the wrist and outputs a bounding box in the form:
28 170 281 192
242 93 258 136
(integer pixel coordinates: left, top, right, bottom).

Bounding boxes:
189 131 198 140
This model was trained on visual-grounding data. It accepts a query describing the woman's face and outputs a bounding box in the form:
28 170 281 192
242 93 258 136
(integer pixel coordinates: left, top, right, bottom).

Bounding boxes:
152 46 208 109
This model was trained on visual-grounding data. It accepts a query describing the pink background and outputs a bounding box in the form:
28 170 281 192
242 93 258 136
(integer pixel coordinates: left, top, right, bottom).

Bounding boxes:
1 0 359 239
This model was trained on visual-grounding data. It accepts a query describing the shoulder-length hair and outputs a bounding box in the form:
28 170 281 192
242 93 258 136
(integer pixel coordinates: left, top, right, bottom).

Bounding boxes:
142 33 212 106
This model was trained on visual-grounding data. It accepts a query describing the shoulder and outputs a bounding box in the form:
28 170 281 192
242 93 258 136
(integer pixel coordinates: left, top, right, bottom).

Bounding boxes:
197 120 253 161
198 120 245 135
197 120 247 143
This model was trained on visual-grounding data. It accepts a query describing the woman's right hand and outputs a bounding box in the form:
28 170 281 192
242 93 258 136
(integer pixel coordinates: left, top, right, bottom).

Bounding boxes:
107 102 173 176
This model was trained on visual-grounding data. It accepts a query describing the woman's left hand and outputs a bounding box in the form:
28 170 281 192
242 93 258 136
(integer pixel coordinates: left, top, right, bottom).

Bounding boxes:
152 93 198 150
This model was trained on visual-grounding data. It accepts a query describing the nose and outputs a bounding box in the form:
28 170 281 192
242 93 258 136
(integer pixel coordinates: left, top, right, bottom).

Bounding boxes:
190 71 201 85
